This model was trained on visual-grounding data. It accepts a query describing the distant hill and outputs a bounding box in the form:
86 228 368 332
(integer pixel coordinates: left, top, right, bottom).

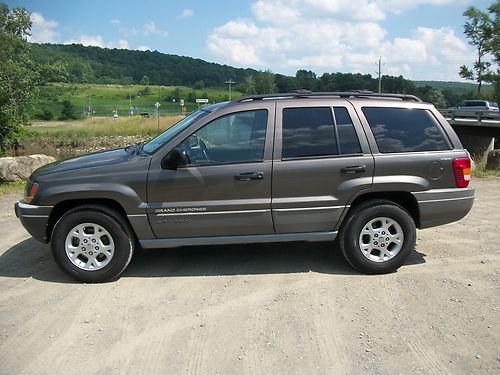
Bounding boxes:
30 43 493 107
31 43 258 87
414 80 493 96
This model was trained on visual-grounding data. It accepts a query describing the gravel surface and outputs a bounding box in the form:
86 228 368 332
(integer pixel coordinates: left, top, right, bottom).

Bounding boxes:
0 179 498 374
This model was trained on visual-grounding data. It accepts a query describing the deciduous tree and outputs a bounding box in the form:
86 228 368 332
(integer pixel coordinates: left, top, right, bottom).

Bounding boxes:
0 2 36 152
459 3 498 97
0 2 66 153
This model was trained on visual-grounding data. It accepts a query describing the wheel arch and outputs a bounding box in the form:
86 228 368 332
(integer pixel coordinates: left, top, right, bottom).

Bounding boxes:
47 198 131 243
342 191 420 229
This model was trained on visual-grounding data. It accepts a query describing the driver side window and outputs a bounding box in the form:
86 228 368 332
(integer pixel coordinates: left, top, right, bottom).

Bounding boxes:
180 109 268 165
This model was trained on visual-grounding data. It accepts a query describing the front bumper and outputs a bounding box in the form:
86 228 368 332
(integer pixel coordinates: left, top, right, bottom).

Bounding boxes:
14 200 53 243
413 186 475 229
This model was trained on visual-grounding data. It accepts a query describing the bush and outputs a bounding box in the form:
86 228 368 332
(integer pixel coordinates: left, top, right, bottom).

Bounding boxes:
58 100 78 120
34 109 54 121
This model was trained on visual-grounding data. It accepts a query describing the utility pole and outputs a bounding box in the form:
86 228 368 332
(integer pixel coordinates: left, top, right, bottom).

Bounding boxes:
88 89 92 117
225 79 235 101
376 57 382 93
155 101 161 133
129 93 132 116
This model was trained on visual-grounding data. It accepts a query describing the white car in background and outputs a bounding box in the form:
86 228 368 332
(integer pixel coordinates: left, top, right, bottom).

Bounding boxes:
449 100 499 111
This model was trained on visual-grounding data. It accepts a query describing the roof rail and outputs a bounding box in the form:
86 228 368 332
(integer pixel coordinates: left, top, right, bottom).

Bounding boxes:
236 90 423 103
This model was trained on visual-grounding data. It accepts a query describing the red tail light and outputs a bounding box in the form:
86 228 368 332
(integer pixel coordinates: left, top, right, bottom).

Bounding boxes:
453 157 471 188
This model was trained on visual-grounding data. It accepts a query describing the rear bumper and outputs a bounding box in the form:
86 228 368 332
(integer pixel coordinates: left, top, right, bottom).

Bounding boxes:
413 186 475 229
14 200 53 243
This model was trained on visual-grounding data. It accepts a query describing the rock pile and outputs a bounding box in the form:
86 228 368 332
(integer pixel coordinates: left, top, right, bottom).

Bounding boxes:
0 154 56 182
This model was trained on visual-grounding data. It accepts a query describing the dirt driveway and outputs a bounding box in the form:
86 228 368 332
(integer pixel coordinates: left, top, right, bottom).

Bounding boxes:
0 179 498 374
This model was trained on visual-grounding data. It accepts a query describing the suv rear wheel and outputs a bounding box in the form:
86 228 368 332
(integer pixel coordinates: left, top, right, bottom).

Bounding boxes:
339 200 416 274
51 205 135 282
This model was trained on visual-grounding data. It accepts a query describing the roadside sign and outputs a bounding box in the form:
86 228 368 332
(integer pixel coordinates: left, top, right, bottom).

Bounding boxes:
155 101 161 108
196 98 209 103
180 99 185 106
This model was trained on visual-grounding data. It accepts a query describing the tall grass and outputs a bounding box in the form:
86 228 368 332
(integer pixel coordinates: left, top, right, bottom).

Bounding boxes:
18 115 185 159
28 115 183 138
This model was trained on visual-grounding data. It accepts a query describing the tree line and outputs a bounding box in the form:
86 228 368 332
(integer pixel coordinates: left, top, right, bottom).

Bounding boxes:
31 43 481 109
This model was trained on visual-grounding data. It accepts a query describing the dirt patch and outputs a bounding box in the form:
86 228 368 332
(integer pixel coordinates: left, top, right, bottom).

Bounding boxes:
0 179 498 374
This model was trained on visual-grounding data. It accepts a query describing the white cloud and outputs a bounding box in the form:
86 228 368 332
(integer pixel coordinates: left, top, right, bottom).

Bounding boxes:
116 39 129 49
110 19 121 25
29 12 59 43
377 0 465 15
251 1 301 24
120 22 168 38
64 35 129 49
144 21 168 37
120 27 138 37
178 9 194 19
206 0 475 80
137 45 150 51
251 0 385 23
303 0 386 21
207 19 291 66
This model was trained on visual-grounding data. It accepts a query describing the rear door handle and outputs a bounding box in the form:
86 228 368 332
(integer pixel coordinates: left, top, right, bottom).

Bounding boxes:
234 172 264 181
341 165 366 174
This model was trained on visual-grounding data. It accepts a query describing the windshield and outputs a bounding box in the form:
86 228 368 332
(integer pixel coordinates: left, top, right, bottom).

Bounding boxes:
142 110 209 154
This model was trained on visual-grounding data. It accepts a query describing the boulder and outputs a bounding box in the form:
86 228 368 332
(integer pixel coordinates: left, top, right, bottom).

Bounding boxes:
0 154 56 182
485 149 500 170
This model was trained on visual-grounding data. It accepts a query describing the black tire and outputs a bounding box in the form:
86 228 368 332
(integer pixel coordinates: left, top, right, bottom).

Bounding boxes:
51 205 135 283
339 200 416 274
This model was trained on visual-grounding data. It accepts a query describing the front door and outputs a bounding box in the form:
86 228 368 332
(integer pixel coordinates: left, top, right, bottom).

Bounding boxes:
147 105 275 238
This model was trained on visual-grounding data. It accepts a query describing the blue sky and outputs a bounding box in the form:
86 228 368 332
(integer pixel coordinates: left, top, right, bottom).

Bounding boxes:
8 0 495 81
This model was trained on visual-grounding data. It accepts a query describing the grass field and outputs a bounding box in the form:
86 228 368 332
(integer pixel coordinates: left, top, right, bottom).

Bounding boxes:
28 115 183 138
35 83 243 119
16 115 184 159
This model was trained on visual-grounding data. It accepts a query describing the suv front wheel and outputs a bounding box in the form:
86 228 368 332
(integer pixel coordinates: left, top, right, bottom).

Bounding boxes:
339 200 416 274
51 205 135 282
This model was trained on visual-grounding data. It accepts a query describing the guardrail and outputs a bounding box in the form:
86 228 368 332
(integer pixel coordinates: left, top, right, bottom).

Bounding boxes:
439 109 500 128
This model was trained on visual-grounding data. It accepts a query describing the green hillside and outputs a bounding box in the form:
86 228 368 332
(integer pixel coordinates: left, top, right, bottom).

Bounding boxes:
31 43 257 87
414 80 488 92
413 81 496 107
33 83 243 119
29 43 496 114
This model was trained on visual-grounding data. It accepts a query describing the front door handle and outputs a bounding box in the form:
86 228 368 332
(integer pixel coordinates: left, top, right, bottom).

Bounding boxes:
341 165 366 174
234 172 264 181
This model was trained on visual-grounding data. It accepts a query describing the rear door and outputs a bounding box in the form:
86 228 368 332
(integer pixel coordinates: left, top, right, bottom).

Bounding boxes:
271 100 374 233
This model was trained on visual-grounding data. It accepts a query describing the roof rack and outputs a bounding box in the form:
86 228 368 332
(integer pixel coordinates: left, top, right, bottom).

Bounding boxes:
236 90 423 103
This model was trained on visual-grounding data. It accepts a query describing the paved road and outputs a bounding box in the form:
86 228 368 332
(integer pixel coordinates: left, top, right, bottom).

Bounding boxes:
0 179 499 374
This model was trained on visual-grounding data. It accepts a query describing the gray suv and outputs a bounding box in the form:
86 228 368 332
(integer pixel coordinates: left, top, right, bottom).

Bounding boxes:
15 91 474 282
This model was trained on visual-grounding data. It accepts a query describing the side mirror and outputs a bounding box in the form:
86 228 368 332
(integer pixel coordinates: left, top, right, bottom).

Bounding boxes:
161 148 187 169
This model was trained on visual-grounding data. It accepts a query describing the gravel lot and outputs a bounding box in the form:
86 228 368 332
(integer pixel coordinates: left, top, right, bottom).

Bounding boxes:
0 179 498 374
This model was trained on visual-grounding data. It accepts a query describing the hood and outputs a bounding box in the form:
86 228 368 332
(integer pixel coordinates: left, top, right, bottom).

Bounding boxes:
32 148 133 177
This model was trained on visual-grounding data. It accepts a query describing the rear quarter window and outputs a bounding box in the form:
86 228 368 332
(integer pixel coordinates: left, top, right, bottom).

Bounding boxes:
362 107 450 153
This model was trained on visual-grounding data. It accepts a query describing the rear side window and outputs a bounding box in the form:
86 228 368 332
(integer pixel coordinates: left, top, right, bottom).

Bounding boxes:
282 107 337 158
465 101 485 107
334 107 362 154
362 107 449 153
